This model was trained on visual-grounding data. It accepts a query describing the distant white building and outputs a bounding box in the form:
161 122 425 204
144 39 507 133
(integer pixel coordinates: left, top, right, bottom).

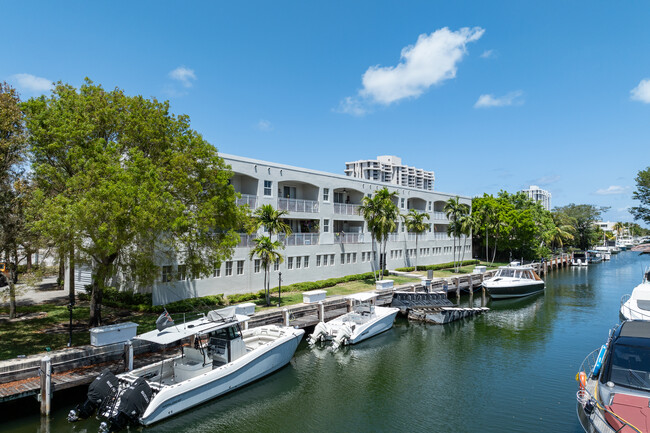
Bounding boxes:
595 221 616 232
344 156 435 191
522 185 551 211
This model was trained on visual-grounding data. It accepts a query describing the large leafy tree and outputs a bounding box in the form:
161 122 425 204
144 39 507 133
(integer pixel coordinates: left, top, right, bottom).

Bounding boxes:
553 204 607 251
359 188 399 280
249 236 284 307
23 79 246 326
403 209 430 271
631 167 650 226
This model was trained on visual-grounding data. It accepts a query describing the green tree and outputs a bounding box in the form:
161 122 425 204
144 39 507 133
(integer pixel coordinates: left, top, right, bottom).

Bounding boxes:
612 221 624 238
359 188 399 280
23 79 245 326
249 204 292 240
402 209 430 271
631 167 650 226
248 236 284 307
444 196 470 272
552 204 606 251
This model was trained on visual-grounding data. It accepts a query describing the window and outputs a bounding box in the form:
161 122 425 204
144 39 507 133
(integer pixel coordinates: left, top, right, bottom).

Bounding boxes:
317 255 321 267
428 201 432 211
362 252 366 262
213 264 221 278
237 260 244 275
296 256 301 269
352 253 357 263
347 253 351 264
341 253 345 264
323 254 328 266
304 256 309 268
162 266 173 282
330 254 335 265
264 180 272 196
288 257 293 270
225 261 233 276
323 219 330 233
274 261 280 271
254 259 261 273
323 188 330 202
177 264 187 280
401 198 405 208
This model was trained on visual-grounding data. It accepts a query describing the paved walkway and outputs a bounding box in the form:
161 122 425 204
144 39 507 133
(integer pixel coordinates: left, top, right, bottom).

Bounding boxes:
0 276 78 307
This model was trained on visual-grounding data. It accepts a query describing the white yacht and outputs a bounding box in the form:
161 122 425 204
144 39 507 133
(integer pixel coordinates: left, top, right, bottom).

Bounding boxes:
620 269 650 321
307 293 399 349
69 307 304 431
482 263 545 299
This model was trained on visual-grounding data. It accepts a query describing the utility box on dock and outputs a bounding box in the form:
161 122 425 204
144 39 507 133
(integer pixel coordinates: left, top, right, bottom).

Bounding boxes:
235 302 256 316
376 280 394 290
473 266 487 274
90 322 138 347
303 290 327 304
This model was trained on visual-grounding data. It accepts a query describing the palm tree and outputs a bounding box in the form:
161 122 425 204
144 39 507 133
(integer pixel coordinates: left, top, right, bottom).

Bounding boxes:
458 212 474 269
444 197 470 272
249 236 284 306
359 188 399 280
403 209 430 271
249 204 292 240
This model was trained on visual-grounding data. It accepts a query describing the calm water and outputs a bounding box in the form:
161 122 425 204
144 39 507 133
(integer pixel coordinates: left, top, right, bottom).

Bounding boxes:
4 252 650 433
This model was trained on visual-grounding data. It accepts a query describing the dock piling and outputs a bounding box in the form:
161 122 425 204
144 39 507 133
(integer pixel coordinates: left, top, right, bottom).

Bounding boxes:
124 341 133 372
455 278 460 305
318 301 325 323
282 308 290 326
39 356 51 416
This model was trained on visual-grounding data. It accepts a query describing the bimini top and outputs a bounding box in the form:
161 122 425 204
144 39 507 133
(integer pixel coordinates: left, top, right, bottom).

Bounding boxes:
346 293 377 302
618 320 650 340
135 307 250 345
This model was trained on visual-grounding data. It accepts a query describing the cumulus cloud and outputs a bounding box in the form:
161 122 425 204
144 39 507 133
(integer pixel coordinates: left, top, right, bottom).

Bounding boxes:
480 49 495 59
337 27 484 115
474 90 524 108
10 73 52 93
596 185 628 195
256 119 273 131
169 66 197 88
630 79 650 103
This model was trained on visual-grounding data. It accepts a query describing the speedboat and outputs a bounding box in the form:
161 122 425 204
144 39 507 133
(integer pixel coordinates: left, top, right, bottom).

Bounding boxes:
620 269 650 321
307 293 399 349
576 320 650 433
68 307 304 431
572 252 590 266
588 251 604 264
482 264 545 299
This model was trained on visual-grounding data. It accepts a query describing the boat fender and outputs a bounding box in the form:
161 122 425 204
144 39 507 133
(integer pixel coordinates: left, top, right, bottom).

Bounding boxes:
592 344 607 378
577 371 587 390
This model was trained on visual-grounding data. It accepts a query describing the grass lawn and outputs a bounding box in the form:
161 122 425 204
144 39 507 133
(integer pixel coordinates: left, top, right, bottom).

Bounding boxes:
410 261 509 278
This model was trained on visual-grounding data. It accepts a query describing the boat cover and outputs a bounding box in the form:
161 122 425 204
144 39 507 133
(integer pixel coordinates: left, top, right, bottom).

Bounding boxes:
135 312 249 345
346 293 377 302
604 393 650 433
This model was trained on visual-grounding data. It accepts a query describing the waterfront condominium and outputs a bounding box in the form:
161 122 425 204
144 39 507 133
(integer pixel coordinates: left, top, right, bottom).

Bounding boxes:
73 154 471 305
521 185 552 211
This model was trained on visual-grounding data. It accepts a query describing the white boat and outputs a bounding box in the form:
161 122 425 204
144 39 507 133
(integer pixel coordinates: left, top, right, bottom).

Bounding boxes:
620 268 650 321
482 263 545 299
69 307 304 431
307 293 399 349
572 252 590 266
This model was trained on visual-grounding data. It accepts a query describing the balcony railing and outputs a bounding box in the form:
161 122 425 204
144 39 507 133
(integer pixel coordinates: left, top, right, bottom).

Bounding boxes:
432 211 447 220
334 232 366 244
278 197 319 213
333 203 361 216
236 194 258 209
279 233 320 246
429 232 452 241
236 234 258 247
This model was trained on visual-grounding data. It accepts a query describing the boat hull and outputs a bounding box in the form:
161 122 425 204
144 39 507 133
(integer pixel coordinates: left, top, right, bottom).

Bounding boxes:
483 281 545 299
140 328 304 425
348 308 399 344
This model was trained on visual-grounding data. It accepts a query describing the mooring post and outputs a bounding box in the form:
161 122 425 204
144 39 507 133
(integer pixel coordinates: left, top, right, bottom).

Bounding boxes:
124 340 133 372
455 277 460 304
40 355 51 416
318 301 325 323
282 308 290 326
468 275 474 307
347 298 354 313
481 274 486 307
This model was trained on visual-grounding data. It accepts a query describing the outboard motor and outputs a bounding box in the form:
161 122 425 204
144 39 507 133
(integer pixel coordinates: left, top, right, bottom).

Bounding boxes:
100 377 153 433
68 369 118 422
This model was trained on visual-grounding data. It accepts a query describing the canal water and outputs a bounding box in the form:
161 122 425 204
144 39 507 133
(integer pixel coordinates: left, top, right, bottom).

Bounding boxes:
4 251 650 433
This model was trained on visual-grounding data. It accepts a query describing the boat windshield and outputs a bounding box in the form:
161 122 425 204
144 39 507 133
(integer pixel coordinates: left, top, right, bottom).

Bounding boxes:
608 344 650 392
498 269 515 278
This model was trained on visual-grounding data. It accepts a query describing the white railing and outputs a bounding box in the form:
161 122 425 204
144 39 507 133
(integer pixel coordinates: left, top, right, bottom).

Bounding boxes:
333 203 361 216
278 197 319 213
236 234 258 248
429 232 452 240
388 233 401 242
620 294 650 320
432 211 447 220
236 194 258 209
280 233 320 246
334 232 366 244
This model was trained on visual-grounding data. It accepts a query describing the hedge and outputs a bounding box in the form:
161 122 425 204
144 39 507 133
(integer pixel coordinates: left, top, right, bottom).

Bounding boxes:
394 260 479 273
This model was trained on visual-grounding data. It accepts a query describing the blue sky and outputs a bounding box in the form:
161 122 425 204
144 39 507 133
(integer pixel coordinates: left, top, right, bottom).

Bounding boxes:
3 1 650 226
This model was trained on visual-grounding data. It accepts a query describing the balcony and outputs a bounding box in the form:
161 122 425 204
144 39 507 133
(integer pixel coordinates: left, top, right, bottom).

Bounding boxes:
429 232 452 241
236 194 258 209
278 197 319 213
432 211 447 220
334 232 366 244
279 233 320 246
333 203 362 216
236 234 258 248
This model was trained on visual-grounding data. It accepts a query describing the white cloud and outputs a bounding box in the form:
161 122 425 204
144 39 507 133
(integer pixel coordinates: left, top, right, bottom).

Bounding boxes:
169 66 197 88
10 73 52 93
256 119 273 131
474 90 524 108
630 78 650 103
480 49 494 59
338 27 484 114
596 185 628 195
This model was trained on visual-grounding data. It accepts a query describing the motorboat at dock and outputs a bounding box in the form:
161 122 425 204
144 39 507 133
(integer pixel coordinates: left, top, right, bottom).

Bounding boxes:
576 320 650 433
572 252 590 266
307 293 399 349
482 263 545 299
620 269 650 321
68 307 304 432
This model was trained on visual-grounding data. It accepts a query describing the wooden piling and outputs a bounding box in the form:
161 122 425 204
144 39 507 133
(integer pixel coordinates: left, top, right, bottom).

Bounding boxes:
40 356 51 416
468 275 474 306
282 308 290 326
347 298 354 313
124 341 133 372
455 277 460 304
318 301 325 323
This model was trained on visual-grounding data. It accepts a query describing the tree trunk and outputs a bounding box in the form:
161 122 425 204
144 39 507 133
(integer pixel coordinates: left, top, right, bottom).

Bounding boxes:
8 279 16 319
415 235 418 271
264 269 269 307
58 254 65 289
485 227 489 263
27 251 32 271
89 256 116 327
452 234 457 273
69 247 75 302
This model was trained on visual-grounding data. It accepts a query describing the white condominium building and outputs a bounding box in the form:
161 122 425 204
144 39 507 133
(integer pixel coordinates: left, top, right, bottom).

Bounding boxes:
344 156 435 191
522 185 551 211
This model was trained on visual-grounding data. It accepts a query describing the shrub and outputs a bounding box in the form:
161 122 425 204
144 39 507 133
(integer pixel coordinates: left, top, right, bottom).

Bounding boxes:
395 260 479 272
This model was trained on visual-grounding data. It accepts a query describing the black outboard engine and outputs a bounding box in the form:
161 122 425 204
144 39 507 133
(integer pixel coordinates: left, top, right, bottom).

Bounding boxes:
100 377 153 433
68 369 118 422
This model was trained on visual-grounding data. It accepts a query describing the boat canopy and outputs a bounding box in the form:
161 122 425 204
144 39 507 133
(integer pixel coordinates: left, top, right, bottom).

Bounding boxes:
135 309 250 345
346 293 377 302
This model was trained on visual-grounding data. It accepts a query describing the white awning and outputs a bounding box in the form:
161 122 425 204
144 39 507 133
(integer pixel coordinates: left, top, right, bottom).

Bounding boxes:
135 313 249 345
346 292 377 302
